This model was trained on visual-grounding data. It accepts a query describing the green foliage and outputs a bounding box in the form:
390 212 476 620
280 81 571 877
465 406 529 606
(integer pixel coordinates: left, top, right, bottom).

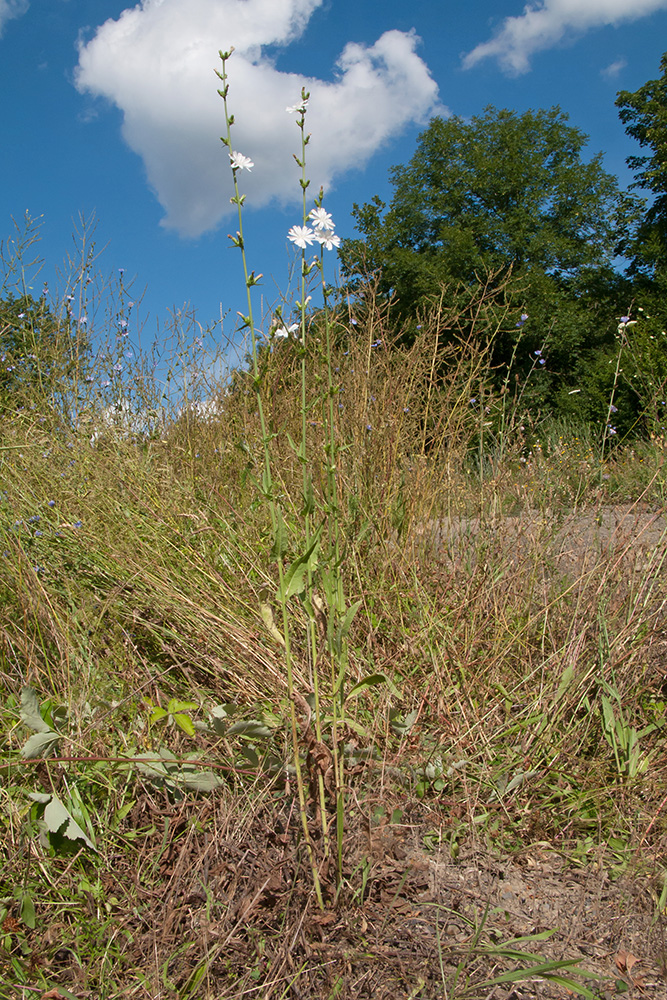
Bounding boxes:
342 106 638 307
0 292 88 413
617 50 667 286
341 106 642 426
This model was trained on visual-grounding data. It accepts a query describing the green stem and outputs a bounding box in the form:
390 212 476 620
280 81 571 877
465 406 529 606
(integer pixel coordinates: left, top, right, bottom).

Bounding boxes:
216 52 323 908
293 95 331 855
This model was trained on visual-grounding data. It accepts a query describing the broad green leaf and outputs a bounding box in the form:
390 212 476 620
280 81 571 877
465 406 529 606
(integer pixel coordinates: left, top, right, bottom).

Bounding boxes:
210 716 228 738
134 753 169 778
133 754 222 793
112 801 135 828
239 746 260 767
602 695 615 732
20 686 51 733
503 770 540 795
227 720 273 739
270 509 289 559
173 713 196 737
286 432 306 463
389 707 419 736
21 730 59 759
553 664 574 704
301 477 314 516
446 758 469 776
210 703 236 721
50 705 69 728
149 706 168 724
43 794 96 850
67 785 96 849
168 699 198 713
179 770 224 792
342 717 371 739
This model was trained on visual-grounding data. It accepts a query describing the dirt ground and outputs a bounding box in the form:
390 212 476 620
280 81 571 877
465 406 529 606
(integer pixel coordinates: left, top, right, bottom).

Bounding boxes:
404 502 667 581
35 787 665 999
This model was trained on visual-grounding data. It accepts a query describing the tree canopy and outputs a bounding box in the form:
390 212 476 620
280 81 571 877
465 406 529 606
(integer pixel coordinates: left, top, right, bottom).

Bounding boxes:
341 106 639 316
616 51 667 286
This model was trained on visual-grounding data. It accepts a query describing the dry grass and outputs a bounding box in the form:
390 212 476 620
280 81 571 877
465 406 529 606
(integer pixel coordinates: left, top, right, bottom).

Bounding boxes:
2 283 667 998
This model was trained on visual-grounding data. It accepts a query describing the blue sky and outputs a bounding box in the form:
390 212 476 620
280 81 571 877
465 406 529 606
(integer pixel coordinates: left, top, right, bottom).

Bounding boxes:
2 0 667 371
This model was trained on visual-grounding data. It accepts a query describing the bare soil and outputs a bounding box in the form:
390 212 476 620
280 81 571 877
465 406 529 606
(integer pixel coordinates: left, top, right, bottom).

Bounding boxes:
17 777 666 999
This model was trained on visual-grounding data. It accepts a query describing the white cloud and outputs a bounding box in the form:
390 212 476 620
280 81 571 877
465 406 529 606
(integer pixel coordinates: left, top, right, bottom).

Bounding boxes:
0 0 29 37
75 0 441 238
463 0 667 76
601 57 627 78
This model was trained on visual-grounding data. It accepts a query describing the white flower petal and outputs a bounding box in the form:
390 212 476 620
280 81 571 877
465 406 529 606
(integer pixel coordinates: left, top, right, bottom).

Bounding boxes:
286 99 309 114
287 225 315 249
230 151 254 171
309 207 335 231
314 228 341 251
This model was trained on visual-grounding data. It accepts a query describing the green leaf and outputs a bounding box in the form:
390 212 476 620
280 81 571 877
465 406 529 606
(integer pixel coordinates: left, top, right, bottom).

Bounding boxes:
21 730 59 759
29 791 51 804
19 890 35 930
168 699 198 714
34 794 96 850
149 706 168 724
389 707 419 736
20 686 51 732
334 599 363 653
503 770 540 796
227 720 273 739
134 753 170 779
480 962 595 989
179 770 224 792
239 746 260 767
601 695 616 734
276 530 321 602
173 713 196 737
270 508 289 560
286 432 306 463
340 716 371 739
347 672 401 701
553 664 574 703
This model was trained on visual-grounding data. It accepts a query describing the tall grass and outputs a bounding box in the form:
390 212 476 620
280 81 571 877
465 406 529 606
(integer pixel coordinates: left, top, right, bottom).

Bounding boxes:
1 57 667 999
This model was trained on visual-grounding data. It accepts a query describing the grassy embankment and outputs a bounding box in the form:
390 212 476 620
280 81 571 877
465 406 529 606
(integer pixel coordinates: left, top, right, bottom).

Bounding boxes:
2 256 667 998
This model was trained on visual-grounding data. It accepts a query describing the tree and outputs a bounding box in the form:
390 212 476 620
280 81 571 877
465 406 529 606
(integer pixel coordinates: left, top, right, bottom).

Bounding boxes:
340 106 642 424
616 51 667 286
0 292 88 414
342 106 636 310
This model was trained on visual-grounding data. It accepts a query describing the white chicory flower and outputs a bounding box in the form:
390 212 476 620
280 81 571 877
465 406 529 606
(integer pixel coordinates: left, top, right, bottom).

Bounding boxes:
230 151 254 171
287 225 315 249
286 99 309 114
309 207 334 231
314 229 341 251
274 323 299 339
